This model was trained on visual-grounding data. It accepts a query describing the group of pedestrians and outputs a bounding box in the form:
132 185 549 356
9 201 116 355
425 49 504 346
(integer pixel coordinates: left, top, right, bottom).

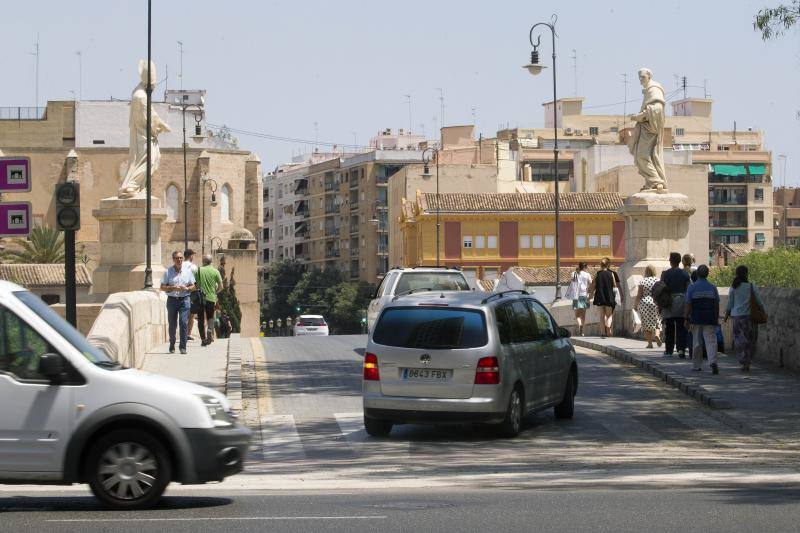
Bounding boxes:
567 257 622 338
634 252 764 374
160 248 225 354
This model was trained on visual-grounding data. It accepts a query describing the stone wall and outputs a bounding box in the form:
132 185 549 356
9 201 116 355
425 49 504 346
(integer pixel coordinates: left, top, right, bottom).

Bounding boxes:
86 289 167 369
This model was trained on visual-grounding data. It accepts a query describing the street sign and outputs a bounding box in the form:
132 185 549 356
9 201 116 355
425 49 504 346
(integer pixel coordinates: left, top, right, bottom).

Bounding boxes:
0 157 31 192
0 201 32 237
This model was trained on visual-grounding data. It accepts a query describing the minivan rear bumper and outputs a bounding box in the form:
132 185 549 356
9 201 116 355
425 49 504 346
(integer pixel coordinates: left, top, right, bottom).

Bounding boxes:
363 391 506 424
183 423 252 483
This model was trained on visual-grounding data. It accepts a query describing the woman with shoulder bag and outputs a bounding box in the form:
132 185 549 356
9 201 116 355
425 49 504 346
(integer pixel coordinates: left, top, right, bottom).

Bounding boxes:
568 262 592 336
589 258 617 338
724 265 766 371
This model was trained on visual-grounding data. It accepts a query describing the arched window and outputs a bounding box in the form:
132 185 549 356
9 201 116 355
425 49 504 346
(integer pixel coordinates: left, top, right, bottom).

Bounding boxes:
221 184 232 222
166 184 179 221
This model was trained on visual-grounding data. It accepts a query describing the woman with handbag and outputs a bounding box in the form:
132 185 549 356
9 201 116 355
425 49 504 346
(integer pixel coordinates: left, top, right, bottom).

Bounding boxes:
568 262 592 336
634 264 662 349
589 258 617 338
724 265 766 371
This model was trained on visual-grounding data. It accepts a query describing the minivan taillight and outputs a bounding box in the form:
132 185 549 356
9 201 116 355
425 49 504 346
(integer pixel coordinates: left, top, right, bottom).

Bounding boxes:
364 352 380 381
475 356 500 384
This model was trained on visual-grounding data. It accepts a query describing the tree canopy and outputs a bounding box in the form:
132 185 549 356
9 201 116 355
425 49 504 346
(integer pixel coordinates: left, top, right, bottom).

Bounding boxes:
709 247 800 288
754 1 799 39
1 226 65 264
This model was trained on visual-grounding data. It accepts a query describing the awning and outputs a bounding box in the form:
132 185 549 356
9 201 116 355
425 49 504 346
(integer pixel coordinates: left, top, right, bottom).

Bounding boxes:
711 229 747 236
749 164 767 175
712 164 747 176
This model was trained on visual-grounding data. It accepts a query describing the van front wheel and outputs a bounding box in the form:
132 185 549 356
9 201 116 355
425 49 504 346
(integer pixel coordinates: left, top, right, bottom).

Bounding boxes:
86 429 172 510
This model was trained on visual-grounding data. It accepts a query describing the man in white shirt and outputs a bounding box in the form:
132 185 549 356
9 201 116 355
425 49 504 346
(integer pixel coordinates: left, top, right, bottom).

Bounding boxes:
160 250 196 354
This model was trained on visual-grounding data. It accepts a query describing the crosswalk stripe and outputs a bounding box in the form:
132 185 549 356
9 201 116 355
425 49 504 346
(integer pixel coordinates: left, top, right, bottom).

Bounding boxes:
261 414 307 461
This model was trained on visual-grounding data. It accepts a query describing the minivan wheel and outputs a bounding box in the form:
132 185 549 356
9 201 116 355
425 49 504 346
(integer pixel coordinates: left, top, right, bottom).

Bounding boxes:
497 387 523 438
86 429 171 510
364 416 393 437
554 372 576 420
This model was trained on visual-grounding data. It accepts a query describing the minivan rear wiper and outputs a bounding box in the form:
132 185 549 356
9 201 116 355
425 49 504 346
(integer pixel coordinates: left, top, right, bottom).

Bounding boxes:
392 287 433 301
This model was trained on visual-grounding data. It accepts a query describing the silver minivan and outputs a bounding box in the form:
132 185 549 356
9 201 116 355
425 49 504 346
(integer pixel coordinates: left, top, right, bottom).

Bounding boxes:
363 290 577 438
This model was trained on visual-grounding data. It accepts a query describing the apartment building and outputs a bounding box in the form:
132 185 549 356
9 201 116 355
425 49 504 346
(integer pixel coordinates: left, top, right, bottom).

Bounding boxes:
773 187 800 247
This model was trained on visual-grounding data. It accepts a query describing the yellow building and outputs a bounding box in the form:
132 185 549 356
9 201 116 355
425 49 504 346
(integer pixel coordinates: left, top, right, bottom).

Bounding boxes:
399 191 625 284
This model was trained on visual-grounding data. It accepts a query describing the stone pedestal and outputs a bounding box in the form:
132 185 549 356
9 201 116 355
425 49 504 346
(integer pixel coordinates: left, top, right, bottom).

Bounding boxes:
91 196 168 295
618 192 696 308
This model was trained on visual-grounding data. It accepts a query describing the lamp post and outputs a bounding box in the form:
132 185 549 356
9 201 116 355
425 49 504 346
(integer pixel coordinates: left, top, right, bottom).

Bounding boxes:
180 103 204 251
201 177 218 255
144 0 153 288
523 15 562 300
421 147 441 267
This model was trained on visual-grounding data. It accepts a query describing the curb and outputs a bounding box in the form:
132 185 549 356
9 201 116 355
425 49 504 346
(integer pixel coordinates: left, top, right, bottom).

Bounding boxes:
571 338 733 410
225 335 243 415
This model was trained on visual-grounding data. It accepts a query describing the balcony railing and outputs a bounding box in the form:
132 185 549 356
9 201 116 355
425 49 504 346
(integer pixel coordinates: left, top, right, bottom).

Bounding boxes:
0 107 47 120
324 182 337 192
325 249 341 258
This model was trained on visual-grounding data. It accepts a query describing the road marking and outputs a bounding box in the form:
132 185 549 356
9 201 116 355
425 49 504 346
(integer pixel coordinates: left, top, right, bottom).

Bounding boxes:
251 337 273 416
46 516 387 522
261 414 306 461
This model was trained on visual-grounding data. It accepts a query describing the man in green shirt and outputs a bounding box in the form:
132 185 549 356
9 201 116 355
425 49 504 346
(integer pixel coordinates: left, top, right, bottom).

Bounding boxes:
196 254 224 346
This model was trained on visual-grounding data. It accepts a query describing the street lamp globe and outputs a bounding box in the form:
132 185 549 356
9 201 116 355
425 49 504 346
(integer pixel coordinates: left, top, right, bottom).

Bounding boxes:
523 51 546 76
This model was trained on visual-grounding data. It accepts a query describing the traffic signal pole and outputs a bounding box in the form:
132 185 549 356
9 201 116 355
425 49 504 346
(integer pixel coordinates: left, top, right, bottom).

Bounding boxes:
64 229 76 327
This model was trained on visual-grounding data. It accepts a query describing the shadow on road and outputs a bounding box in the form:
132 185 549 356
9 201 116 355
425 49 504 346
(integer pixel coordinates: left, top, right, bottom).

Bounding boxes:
0 495 233 513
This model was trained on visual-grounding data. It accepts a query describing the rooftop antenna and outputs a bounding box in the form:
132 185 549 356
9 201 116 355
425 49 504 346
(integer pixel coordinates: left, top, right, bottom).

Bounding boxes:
177 40 184 90
621 73 628 123
682 76 687 99
313 121 319 153
703 79 709 99
436 87 444 133
350 131 357 149
419 123 426 138
404 94 412 134
571 49 578 96
29 33 40 109
471 105 477 127
75 50 83 100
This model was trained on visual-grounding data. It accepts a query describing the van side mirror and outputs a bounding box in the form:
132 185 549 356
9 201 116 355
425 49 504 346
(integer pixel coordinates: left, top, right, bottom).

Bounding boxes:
38 353 64 381
558 327 571 338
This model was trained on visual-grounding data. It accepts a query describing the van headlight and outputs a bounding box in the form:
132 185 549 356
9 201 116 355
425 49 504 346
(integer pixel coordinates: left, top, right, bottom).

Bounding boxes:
195 394 235 427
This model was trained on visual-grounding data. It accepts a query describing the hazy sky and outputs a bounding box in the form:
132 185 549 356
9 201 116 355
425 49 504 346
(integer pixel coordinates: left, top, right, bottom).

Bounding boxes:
4 0 799 184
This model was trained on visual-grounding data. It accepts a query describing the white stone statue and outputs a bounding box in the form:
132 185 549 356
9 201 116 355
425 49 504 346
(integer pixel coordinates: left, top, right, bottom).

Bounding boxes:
628 68 667 192
118 60 171 198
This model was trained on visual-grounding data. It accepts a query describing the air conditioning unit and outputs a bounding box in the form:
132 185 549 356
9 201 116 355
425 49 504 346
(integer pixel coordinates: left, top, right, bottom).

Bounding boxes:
564 128 574 136
575 129 583 136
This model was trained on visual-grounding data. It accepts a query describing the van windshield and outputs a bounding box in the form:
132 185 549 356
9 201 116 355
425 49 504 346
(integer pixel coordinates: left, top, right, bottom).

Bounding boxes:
14 291 115 366
395 272 469 294
373 307 487 349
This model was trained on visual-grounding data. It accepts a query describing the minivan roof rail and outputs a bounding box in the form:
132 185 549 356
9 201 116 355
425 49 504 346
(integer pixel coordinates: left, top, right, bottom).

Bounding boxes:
410 266 457 270
481 290 528 305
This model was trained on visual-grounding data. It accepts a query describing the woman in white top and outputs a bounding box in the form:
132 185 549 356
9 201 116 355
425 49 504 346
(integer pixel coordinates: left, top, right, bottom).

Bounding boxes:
568 262 592 336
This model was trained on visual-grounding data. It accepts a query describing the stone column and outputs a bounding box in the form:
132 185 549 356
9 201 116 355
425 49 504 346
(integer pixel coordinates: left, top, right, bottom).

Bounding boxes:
92 197 168 295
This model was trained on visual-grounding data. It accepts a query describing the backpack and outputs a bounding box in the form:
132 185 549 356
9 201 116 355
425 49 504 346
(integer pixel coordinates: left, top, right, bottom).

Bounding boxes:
651 280 673 311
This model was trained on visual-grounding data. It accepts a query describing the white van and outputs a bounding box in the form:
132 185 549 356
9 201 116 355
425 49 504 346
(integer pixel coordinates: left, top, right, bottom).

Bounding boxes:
0 281 251 509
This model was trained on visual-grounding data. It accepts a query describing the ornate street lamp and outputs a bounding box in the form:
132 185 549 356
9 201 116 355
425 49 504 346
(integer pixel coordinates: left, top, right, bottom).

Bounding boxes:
210 235 223 255
201 177 218 255
144 0 153 288
180 102 205 251
421 146 441 267
524 15 562 300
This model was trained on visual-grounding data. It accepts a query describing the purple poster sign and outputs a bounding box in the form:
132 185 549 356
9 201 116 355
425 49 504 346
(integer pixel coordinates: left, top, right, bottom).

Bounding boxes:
0 202 32 237
0 157 31 192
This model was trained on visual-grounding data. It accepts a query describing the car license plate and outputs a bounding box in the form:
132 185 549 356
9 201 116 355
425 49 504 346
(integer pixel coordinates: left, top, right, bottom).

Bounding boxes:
307 327 317 331
401 368 451 380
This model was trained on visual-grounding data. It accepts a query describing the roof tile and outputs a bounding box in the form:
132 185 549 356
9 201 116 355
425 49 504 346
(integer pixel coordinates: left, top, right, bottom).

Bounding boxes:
0 264 92 287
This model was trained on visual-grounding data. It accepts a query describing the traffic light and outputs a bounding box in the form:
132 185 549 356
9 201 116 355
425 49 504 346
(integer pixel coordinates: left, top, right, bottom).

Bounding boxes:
295 306 301 312
55 182 80 231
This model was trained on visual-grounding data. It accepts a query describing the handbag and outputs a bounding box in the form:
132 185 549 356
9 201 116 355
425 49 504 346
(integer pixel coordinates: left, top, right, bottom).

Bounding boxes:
631 309 642 333
190 289 205 313
749 284 767 325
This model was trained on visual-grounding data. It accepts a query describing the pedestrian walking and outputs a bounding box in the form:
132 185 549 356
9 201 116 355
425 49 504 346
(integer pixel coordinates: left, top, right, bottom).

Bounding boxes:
660 252 690 358
607 259 624 307
160 250 196 354
683 253 698 283
684 265 720 374
634 264 662 349
724 265 765 371
589 258 617 338
566 262 592 336
195 254 223 346
184 249 200 341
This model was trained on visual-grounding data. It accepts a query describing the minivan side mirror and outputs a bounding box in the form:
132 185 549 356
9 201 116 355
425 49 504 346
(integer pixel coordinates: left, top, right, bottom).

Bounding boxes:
558 327 571 338
38 353 64 381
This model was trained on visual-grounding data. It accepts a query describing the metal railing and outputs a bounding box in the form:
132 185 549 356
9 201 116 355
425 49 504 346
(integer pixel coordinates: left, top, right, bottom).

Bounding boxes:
0 107 47 120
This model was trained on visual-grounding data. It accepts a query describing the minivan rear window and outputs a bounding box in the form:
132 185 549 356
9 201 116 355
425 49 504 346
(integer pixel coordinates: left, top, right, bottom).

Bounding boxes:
373 307 487 349
394 273 469 294
299 317 325 326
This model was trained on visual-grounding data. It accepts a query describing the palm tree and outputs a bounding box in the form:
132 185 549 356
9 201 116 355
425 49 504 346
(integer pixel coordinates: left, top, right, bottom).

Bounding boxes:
1 226 66 263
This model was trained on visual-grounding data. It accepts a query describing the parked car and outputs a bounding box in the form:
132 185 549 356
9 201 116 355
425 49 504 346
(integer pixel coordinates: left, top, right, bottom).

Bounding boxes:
294 315 330 336
363 290 577 438
0 281 251 510
367 267 470 331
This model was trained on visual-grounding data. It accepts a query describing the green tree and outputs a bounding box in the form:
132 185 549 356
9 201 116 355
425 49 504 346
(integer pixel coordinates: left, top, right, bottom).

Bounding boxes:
1 226 65 263
218 266 242 333
709 247 800 288
754 1 799 39
287 267 344 316
263 259 305 323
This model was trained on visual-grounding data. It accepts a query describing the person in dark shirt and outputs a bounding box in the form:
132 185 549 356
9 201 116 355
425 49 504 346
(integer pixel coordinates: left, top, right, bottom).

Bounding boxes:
660 252 690 357
589 258 618 338
684 265 720 374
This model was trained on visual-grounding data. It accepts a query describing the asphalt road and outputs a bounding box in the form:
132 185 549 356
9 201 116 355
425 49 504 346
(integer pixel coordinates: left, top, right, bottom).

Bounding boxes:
2 487 799 533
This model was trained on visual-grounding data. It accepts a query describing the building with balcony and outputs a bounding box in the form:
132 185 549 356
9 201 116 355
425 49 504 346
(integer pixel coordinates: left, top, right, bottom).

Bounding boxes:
773 187 800 247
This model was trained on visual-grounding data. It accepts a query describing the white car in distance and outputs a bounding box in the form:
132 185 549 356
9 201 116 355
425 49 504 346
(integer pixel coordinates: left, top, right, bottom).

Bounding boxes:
294 315 330 336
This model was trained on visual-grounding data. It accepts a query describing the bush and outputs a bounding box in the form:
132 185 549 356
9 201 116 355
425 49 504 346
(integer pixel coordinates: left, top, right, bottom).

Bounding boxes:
708 247 800 288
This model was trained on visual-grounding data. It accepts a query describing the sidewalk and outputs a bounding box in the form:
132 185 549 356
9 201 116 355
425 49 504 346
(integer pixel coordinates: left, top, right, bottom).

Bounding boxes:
141 334 232 395
572 335 800 441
